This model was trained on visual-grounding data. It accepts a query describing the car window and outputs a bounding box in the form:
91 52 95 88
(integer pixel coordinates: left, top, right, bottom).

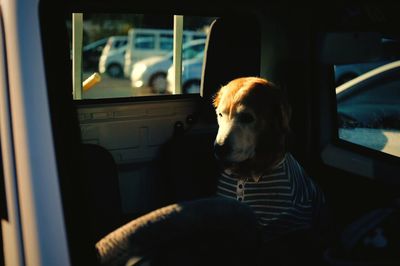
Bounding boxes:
182 44 204 60
112 40 119 48
69 14 215 99
114 40 126 49
192 35 207 40
134 34 155 49
335 37 400 157
160 34 173 50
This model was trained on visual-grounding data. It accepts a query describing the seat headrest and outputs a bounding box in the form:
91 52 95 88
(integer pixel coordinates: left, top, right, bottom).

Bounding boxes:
200 15 261 121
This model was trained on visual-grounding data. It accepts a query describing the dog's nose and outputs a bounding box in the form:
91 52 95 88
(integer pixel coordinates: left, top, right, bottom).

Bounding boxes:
214 142 231 160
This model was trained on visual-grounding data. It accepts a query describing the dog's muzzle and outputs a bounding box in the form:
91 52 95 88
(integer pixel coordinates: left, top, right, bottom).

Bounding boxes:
214 142 232 161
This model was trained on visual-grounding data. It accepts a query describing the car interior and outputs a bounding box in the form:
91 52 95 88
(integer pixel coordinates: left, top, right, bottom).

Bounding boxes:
28 1 400 265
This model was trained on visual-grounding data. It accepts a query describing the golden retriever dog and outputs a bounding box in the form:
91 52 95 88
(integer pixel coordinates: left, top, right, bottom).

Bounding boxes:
213 77 324 241
213 77 290 180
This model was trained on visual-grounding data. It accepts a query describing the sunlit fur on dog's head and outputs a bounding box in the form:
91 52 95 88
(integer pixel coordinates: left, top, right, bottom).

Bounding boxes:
213 77 291 179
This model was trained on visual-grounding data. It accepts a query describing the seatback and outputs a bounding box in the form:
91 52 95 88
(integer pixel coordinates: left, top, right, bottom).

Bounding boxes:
200 15 261 122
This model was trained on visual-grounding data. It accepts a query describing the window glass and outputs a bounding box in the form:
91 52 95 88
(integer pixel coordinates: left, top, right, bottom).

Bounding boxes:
68 14 215 99
335 33 400 157
134 34 155 49
114 40 125 48
182 42 204 60
160 34 173 50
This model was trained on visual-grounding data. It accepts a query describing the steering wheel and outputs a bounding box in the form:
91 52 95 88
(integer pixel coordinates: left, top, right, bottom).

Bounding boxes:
96 197 260 266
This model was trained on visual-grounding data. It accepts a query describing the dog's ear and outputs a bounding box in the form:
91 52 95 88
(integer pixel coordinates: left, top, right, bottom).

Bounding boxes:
255 83 291 139
254 81 291 134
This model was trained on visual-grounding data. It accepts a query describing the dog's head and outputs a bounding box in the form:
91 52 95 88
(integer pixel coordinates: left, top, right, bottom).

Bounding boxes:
213 77 291 177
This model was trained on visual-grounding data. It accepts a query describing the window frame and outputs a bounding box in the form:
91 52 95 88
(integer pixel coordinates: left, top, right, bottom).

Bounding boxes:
71 12 215 101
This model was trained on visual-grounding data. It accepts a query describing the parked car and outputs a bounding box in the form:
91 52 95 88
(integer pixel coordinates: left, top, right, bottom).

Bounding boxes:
82 37 108 71
130 39 206 93
98 35 128 78
334 60 393 86
336 60 400 156
166 51 204 94
124 28 206 78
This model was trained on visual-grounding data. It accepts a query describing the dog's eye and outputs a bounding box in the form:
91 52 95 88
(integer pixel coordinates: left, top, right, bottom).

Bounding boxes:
238 113 254 124
218 113 223 117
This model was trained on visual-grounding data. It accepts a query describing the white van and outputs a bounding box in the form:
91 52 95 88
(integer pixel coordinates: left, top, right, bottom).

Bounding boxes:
123 28 206 77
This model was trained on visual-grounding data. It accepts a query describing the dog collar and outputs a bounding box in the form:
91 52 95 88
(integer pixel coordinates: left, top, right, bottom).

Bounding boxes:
222 154 287 182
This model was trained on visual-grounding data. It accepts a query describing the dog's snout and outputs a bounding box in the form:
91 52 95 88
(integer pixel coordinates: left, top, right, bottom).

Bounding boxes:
214 142 232 160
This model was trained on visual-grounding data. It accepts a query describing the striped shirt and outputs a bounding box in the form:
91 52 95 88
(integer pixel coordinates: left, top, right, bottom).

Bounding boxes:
217 153 325 242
